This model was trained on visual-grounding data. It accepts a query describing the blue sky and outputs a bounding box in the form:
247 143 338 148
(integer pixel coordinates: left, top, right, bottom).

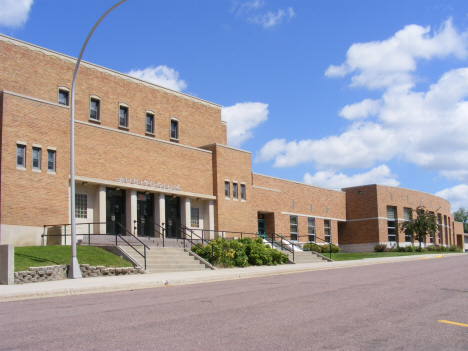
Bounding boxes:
1 0 468 211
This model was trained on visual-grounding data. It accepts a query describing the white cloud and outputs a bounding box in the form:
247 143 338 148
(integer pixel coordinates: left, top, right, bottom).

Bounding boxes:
339 99 381 120
231 0 265 15
222 102 268 148
127 66 187 92
0 0 33 28
435 184 468 212
257 19 468 184
248 7 295 29
303 165 400 189
325 19 468 90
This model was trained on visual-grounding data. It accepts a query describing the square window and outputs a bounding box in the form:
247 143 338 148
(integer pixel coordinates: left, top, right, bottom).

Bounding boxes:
119 106 128 127
58 89 69 106
32 147 41 170
233 183 238 199
171 119 178 139
146 113 154 134
224 181 230 198
75 194 87 219
191 207 199 228
16 144 26 167
47 150 56 172
90 98 100 120
240 184 246 200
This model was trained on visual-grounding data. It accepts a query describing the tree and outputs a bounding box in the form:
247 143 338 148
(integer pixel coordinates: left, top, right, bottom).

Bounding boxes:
399 206 438 248
453 207 468 232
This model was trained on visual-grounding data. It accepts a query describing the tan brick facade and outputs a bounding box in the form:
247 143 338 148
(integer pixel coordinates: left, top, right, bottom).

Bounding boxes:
0 34 463 252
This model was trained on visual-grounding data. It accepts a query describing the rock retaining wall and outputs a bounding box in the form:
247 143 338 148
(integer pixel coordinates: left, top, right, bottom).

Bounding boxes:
14 264 145 284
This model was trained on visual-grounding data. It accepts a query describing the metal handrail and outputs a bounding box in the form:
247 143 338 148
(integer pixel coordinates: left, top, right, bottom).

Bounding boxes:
293 234 333 260
133 219 165 247
176 223 214 264
41 221 150 269
258 233 296 262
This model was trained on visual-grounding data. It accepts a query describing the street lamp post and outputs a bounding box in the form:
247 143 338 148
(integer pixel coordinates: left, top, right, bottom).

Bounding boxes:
68 0 129 278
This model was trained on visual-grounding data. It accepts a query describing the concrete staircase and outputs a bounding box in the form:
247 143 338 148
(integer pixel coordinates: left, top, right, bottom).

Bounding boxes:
285 250 332 264
119 246 211 273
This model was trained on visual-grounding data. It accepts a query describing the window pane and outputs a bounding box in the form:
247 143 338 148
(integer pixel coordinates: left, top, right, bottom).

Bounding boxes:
171 120 178 139
225 181 230 197
191 207 199 228
32 147 41 169
146 114 153 133
90 99 99 120
240 184 246 200
58 90 68 105
75 194 87 219
233 183 238 198
47 150 56 171
16 145 25 166
119 107 128 127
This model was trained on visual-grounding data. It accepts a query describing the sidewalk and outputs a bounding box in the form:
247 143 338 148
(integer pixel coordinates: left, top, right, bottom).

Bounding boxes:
0 253 464 302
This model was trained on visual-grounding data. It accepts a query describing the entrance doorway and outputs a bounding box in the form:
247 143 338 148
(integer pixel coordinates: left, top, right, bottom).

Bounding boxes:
136 192 154 237
106 188 126 234
258 213 266 236
165 196 181 238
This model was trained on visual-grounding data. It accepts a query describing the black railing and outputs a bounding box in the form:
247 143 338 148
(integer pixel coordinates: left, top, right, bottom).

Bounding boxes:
190 229 259 240
41 221 151 269
176 223 214 264
133 219 165 247
292 234 333 260
258 233 296 262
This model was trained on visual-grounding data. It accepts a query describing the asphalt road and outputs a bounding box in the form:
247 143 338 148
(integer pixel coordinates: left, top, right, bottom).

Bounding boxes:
1 255 467 351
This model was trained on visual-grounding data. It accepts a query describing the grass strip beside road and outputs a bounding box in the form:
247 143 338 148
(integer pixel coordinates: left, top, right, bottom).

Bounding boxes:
14 246 133 272
329 252 445 261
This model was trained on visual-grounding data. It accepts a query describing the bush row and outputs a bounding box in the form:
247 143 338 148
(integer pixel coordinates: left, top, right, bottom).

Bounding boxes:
303 243 341 253
191 237 289 268
374 244 462 253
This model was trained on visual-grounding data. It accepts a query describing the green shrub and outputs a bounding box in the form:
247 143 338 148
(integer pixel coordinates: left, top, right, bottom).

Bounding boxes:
415 246 427 252
449 245 461 252
395 246 407 252
426 245 438 251
191 237 288 268
321 244 341 253
303 243 322 253
374 244 388 252
405 245 415 252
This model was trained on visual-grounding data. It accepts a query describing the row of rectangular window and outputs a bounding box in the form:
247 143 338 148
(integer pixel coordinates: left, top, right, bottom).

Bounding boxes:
58 89 179 139
16 144 56 172
290 216 330 243
225 181 246 200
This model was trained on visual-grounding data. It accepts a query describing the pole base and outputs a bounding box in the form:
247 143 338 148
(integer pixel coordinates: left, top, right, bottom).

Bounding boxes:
68 257 82 279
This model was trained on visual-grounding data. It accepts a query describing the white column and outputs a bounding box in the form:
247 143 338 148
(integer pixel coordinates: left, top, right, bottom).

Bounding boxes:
182 197 191 228
96 185 106 234
126 190 137 236
208 200 215 239
158 193 165 237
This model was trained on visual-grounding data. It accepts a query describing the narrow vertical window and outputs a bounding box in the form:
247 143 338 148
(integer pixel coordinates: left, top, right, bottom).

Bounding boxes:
437 214 442 244
90 98 100 121
404 208 412 243
119 105 128 127
170 119 178 139
75 194 87 219
191 207 200 228
240 184 246 200
292 201 294 209
233 183 238 199
290 216 298 241
387 206 397 242
58 89 69 106
146 113 154 134
324 220 331 243
308 218 315 242
16 144 26 167
32 147 41 170
47 150 56 172
224 181 230 198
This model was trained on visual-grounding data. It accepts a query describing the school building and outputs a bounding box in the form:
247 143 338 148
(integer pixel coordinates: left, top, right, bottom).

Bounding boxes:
0 34 465 252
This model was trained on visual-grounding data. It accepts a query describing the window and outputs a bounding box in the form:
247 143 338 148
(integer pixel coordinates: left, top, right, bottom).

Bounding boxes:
90 98 100 121
191 207 199 228
233 183 238 199
32 147 41 170
16 144 26 167
224 181 230 198
47 150 56 172
437 214 443 244
75 194 87 219
324 220 331 243
290 216 298 241
58 89 69 106
146 113 154 134
240 184 246 200
119 105 128 128
429 211 435 244
404 208 412 242
387 206 397 242
170 119 178 139
308 218 315 242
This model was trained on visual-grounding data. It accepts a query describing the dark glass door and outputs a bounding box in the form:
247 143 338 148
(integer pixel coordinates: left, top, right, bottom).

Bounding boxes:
165 196 181 238
137 192 154 237
106 188 126 234
258 213 266 236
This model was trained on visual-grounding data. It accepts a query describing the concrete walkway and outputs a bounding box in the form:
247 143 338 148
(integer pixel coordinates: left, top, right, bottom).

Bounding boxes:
0 253 464 302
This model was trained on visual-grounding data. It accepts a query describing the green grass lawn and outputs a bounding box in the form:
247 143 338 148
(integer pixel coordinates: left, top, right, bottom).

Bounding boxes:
14 246 133 272
328 252 461 261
